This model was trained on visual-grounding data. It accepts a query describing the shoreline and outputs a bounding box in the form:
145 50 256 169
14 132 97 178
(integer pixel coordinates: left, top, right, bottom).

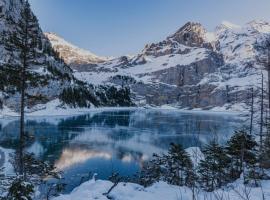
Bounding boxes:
0 105 247 119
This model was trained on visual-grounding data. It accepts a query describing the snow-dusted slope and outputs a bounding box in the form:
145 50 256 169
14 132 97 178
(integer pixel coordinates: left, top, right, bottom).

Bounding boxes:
67 21 269 111
45 33 108 71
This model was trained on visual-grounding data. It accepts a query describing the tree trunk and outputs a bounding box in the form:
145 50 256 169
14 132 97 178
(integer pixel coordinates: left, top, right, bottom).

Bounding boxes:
267 49 270 118
19 13 29 178
250 87 254 135
260 73 264 151
19 53 27 177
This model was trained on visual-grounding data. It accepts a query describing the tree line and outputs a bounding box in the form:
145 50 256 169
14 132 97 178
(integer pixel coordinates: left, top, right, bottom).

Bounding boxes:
139 130 270 192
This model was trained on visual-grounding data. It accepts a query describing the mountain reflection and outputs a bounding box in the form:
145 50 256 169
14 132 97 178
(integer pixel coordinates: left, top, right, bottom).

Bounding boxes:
55 147 112 170
0 109 243 192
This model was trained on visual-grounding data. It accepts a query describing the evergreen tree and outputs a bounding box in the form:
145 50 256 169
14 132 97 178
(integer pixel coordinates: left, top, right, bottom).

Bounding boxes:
10 0 41 177
1 2 63 198
261 126 270 169
139 154 165 187
139 143 195 187
164 143 195 187
198 141 230 192
5 178 34 200
226 130 258 181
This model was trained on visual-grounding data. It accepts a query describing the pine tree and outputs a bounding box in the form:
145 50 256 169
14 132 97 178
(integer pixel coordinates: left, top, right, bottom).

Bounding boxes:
164 143 195 187
9 0 42 177
261 125 270 169
6 178 34 200
226 130 258 181
198 141 230 192
139 154 165 187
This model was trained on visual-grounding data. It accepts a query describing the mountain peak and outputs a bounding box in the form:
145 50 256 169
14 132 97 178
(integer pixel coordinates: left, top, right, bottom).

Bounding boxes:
45 32 108 67
167 22 209 48
171 22 206 38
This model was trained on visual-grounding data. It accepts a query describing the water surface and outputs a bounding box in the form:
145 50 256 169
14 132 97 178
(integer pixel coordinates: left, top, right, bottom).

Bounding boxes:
0 109 244 192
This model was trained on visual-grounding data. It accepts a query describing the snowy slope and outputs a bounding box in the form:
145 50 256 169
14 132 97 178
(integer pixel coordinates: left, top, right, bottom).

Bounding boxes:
53 179 270 200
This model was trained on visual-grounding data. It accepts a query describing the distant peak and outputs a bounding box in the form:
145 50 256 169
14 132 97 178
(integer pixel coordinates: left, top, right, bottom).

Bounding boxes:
246 19 270 33
221 21 241 30
247 19 269 25
166 22 208 47
176 22 205 33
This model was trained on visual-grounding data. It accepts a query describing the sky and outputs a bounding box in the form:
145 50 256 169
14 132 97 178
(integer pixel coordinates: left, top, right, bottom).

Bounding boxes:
29 0 270 57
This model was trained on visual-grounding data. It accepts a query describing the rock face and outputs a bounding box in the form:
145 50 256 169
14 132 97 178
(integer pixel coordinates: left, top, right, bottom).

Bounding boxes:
57 20 269 111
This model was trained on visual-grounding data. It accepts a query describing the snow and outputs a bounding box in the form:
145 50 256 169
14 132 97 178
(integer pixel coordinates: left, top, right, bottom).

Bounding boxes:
53 177 270 200
0 147 13 176
0 106 18 118
221 21 242 30
185 147 204 168
247 20 270 33
204 32 217 43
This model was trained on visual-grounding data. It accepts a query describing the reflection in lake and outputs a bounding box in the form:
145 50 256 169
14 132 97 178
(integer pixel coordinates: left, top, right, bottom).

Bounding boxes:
0 109 244 192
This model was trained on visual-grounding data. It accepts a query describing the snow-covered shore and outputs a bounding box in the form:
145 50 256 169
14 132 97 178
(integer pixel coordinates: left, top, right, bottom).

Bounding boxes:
53 178 270 200
0 99 245 119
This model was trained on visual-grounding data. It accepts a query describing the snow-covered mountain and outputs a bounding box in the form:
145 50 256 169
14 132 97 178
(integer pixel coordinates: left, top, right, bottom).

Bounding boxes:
1 0 268 112
55 21 269 111
0 0 133 113
44 33 108 71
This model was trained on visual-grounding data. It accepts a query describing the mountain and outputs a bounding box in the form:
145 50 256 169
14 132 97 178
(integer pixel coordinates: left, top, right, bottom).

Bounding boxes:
44 33 108 71
0 0 133 113
54 21 269 111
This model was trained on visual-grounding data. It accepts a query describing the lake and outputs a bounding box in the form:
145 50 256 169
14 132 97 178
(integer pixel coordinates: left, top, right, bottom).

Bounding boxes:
0 109 244 192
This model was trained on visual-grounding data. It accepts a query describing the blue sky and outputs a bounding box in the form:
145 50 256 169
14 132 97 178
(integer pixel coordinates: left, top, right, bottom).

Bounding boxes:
29 0 270 57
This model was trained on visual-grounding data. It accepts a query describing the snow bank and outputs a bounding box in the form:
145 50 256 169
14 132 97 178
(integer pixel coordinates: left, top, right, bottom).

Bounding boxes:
53 178 270 200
